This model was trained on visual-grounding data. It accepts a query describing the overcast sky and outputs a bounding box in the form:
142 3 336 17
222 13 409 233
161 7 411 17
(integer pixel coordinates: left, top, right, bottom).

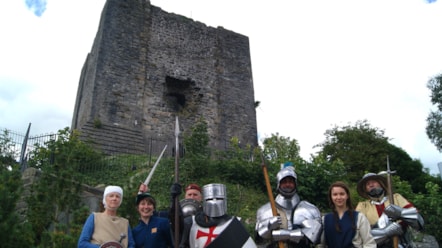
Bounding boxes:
1 0 441 175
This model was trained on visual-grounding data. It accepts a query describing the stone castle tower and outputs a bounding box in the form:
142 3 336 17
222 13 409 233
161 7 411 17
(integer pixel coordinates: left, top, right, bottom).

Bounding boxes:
71 0 257 154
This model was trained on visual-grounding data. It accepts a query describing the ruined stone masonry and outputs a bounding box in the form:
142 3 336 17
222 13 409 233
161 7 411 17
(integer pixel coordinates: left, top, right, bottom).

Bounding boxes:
71 0 258 154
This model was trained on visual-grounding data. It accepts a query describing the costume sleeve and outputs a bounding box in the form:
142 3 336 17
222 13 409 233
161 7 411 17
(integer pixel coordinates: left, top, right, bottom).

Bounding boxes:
127 224 135 248
355 201 364 212
394 193 413 208
77 213 100 248
162 218 174 247
179 215 193 248
357 212 376 248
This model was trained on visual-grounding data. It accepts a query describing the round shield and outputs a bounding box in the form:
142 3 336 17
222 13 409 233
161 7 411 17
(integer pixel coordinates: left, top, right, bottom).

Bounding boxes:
100 241 123 248
180 198 202 217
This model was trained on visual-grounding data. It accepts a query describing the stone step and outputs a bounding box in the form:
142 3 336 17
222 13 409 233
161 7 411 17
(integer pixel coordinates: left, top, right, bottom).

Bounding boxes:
78 121 147 155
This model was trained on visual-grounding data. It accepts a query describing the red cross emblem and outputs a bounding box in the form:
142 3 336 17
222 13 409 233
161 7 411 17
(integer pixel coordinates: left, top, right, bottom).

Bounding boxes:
196 226 219 247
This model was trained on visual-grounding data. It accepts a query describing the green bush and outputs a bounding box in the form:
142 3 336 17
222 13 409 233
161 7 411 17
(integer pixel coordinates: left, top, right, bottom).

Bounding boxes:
2 124 441 246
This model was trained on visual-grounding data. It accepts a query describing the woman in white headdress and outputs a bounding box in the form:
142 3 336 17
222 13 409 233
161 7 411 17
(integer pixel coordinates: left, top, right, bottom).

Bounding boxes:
78 185 135 248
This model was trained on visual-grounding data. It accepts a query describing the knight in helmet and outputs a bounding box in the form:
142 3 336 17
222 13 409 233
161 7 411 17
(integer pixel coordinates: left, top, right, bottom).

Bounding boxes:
355 172 424 248
179 183 257 248
255 163 322 248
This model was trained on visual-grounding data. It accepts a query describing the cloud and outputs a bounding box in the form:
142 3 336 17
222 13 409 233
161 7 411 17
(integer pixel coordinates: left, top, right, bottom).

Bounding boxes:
426 0 437 3
25 0 47 17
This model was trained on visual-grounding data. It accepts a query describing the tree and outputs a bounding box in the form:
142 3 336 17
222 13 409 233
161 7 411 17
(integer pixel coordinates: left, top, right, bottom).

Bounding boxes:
214 137 261 187
426 73 442 152
315 120 430 188
259 134 342 210
262 133 303 166
0 129 18 169
3 124 440 244
410 181 442 243
25 127 103 247
0 131 35 247
180 117 212 180
383 143 436 193
315 120 391 181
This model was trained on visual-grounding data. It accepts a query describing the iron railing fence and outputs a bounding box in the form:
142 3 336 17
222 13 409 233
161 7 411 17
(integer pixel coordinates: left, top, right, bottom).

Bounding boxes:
0 127 177 174
0 127 57 171
77 138 177 174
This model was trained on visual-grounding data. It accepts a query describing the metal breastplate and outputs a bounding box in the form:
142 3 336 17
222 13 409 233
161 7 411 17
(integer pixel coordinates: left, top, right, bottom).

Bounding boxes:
291 201 322 226
275 193 301 229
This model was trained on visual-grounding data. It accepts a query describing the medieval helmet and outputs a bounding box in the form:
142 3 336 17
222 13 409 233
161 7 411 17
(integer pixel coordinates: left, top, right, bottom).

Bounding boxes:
276 164 297 197
357 172 388 199
202 183 227 217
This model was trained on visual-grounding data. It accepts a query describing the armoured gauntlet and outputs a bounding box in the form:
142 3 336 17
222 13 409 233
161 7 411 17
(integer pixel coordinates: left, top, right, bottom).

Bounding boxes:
271 219 322 245
272 229 304 243
384 205 424 230
371 222 403 245
170 183 182 199
384 204 403 220
256 216 282 239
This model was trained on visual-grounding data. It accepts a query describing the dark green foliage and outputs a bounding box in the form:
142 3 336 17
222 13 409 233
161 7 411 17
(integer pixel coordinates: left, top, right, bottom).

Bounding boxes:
262 133 302 165
183 117 210 158
0 130 35 247
297 158 347 211
316 120 391 181
180 117 212 180
24 127 105 247
383 143 432 193
0 166 34 247
0 130 18 166
426 73 442 152
315 120 436 195
2 120 442 246
214 138 262 187
410 182 442 241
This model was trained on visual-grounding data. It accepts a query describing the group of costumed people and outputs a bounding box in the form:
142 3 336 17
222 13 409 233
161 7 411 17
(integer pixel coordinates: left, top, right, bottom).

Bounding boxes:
77 163 424 248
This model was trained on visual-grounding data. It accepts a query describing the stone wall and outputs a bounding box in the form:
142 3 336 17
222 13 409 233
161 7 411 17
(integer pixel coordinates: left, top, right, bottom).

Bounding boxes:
18 168 104 222
72 0 257 154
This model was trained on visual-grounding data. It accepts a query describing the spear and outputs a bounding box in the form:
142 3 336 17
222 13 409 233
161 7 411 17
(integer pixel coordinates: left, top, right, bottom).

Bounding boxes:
174 116 180 247
386 156 399 248
260 153 284 248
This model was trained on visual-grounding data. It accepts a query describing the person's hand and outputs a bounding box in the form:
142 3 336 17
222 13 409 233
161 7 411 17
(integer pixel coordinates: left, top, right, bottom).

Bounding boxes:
384 204 403 220
170 183 182 198
139 183 149 193
268 216 282 230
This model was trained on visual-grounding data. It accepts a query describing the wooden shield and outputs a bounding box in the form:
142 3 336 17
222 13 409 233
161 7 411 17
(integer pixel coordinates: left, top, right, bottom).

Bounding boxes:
100 241 123 248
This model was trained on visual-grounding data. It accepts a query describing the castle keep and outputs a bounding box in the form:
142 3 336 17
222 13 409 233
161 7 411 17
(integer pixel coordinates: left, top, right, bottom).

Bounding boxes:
71 0 257 154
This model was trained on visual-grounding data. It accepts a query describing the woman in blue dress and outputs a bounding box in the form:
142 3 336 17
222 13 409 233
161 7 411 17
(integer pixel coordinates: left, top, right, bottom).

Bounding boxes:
132 192 174 248
318 181 376 248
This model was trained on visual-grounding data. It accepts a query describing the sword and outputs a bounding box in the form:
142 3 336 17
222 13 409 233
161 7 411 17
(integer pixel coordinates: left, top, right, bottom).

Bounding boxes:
139 144 168 193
